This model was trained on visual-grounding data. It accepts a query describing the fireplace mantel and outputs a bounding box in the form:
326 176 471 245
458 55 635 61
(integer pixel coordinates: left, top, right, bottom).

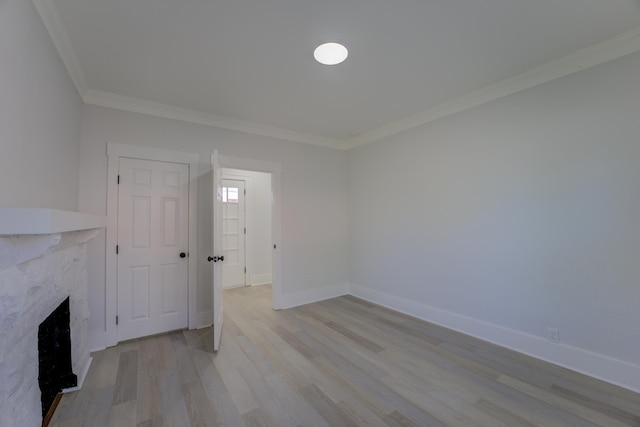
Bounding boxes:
0 208 106 235
0 213 101 425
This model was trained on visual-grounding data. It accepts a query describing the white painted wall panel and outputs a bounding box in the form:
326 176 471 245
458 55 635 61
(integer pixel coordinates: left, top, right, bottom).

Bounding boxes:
348 51 640 390
131 266 150 320
0 0 82 210
161 263 179 314
250 171 274 283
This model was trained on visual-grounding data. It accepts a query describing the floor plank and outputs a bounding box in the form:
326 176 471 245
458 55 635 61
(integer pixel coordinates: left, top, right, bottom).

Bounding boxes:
50 285 640 427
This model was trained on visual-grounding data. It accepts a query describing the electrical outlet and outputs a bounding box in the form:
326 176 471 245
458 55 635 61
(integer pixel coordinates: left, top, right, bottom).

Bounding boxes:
546 327 560 343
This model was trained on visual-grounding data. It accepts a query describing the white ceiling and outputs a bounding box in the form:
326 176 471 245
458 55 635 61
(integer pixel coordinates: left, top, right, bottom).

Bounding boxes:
42 0 640 148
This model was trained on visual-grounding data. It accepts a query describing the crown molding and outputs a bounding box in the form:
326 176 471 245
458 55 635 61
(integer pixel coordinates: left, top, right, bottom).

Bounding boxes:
83 90 348 150
33 0 640 151
31 0 348 150
32 0 89 97
345 26 640 149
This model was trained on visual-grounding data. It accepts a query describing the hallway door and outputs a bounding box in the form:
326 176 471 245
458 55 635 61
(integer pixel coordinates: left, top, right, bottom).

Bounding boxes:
211 151 224 351
117 157 189 341
222 179 247 288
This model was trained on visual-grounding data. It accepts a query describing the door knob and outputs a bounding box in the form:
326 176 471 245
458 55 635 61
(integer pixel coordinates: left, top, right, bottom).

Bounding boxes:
179 252 186 258
207 255 224 262
219 255 224 262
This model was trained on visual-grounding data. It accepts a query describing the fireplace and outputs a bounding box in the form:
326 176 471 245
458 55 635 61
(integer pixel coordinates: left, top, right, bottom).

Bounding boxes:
38 297 77 418
0 209 105 426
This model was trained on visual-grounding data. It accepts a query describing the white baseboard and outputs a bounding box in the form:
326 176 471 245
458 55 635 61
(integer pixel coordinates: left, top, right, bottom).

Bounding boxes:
197 309 213 329
251 273 272 286
280 283 348 309
251 282 271 287
63 356 92 393
349 284 640 393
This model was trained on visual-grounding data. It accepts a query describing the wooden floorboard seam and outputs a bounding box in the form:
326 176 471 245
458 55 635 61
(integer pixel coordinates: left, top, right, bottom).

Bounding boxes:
50 285 640 427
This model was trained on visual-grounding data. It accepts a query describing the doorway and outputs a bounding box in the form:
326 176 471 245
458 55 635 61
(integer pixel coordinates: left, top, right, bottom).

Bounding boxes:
221 178 247 289
105 143 198 347
210 154 281 352
116 157 190 341
218 155 282 310
222 169 274 289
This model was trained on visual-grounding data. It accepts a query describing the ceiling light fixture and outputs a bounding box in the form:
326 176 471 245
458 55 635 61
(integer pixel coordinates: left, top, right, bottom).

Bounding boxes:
314 42 348 65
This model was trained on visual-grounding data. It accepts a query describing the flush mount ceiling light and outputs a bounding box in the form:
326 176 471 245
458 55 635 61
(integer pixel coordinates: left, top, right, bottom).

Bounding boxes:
314 42 348 65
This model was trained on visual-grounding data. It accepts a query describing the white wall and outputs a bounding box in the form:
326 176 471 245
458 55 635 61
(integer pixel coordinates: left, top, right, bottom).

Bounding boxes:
348 51 640 391
0 0 82 210
224 168 272 285
15 0 637 389
78 105 349 344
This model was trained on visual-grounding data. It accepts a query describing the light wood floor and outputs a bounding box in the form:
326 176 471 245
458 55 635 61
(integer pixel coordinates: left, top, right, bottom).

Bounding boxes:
51 285 640 426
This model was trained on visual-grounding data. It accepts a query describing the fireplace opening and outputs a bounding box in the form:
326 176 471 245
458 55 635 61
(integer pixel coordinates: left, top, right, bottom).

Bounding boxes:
38 297 77 419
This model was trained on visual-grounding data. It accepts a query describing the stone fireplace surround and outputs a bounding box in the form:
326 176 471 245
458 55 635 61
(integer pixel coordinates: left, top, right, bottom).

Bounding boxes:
0 209 105 426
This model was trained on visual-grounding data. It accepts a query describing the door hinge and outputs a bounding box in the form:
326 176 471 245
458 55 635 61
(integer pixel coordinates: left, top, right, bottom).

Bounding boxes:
116 315 119 325
116 245 119 254
117 175 120 184
244 267 246 274
244 189 246 195
244 227 246 234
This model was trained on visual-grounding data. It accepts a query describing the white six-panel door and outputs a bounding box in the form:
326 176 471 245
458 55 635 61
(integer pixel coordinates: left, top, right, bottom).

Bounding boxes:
117 157 189 341
211 151 224 351
222 179 246 288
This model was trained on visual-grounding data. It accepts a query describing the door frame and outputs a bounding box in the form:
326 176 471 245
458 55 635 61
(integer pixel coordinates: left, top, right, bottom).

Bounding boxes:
221 173 250 288
218 155 283 310
106 143 199 347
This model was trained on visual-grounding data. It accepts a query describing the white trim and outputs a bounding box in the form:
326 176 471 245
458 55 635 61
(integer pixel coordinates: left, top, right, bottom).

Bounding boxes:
33 0 640 151
219 155 283 310
251 273 272 286
280 283 349 309
62 356 92 393
197 309 213 329
107 143 199 164
105 143 198 347
221 172 251 288
0 209 105 235
31 0 89 97
84 90 347 150
349 284 640 393
346 27 640 148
